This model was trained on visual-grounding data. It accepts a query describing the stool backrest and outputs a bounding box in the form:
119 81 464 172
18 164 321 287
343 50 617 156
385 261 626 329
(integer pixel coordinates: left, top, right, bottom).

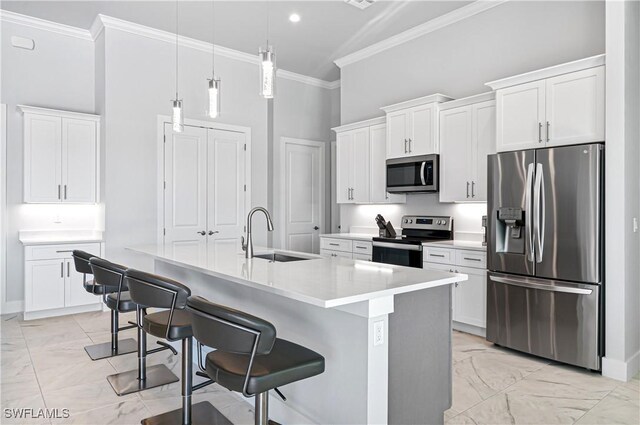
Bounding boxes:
186 296 276 356
72 250 95 274
124 269 191 310
89 258 128 294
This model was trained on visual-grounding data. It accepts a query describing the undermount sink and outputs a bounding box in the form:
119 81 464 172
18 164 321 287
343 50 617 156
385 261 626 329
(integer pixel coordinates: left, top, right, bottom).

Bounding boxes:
253 253 311 262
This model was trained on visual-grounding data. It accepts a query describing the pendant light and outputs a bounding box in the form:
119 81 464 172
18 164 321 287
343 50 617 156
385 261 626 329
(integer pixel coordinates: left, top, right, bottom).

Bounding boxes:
207 0 220 118
171 0 184 132
259 0 276 98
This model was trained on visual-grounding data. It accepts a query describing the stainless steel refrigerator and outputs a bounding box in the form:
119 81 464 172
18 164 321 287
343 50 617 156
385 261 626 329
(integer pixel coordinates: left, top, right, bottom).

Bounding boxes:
486 143 604 371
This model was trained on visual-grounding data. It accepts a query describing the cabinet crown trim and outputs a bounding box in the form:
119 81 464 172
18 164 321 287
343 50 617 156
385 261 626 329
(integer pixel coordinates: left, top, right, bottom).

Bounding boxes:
485 54 605 90
332 116 386 133
18 105 101 122
439 92 495 111
381 93 455 113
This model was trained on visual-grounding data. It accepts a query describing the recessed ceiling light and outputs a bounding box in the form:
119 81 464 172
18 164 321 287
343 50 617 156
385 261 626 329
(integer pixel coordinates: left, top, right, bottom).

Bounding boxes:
289 13 301 23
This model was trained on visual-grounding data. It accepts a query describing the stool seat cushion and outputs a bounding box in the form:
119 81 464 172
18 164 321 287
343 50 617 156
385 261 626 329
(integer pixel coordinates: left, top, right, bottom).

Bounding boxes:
105 291 137 313
143 310 192 341
205 338 325 395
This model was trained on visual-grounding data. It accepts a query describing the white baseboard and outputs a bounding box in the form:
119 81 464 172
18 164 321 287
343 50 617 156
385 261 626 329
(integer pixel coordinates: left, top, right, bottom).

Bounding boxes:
602 350 640 381
453 321 486 338
1 300 24 315
22 303 102 321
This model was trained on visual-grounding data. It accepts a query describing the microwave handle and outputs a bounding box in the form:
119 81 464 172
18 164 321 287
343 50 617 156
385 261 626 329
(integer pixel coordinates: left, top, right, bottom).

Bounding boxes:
420 161 426 185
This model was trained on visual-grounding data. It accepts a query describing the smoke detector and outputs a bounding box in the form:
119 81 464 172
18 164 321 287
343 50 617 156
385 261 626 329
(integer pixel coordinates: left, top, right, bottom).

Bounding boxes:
344 0 376 10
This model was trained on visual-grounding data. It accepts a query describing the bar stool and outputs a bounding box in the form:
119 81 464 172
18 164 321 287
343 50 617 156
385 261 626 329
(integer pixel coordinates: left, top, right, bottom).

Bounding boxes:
123 269 224 425
72 251 137 360
186 295 326 425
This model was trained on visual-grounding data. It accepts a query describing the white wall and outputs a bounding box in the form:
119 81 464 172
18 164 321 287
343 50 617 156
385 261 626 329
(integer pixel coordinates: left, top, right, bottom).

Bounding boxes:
603 0 640 381
1 22 101 306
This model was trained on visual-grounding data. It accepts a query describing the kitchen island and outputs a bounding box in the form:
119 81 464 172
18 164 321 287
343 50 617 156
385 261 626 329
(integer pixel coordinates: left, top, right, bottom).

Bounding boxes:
127 243 467 425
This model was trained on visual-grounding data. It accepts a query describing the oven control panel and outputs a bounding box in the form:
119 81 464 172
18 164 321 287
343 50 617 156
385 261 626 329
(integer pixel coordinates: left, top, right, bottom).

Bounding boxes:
402 215 452 231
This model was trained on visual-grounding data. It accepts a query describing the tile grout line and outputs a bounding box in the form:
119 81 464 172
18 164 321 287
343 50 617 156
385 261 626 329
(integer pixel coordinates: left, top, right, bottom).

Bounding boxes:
569 379 626 425
21 317 53 425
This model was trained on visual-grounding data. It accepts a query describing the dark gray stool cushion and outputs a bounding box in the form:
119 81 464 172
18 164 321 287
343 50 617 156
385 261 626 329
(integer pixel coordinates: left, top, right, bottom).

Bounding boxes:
105 291 137 313
143 310 193 341
205 338 325 395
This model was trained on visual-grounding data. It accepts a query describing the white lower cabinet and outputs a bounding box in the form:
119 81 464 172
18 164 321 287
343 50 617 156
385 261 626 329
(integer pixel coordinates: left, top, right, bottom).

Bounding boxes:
24 242 104 320
320 237 372 261
424 246 487 336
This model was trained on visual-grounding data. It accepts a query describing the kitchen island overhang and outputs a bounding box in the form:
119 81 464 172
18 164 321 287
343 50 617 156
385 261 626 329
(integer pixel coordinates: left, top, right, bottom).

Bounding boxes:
127 244 468 425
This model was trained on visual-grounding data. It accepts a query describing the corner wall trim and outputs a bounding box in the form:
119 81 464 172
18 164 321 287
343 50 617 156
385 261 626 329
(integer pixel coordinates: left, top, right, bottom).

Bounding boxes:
334 0 509 68
602 351 640 382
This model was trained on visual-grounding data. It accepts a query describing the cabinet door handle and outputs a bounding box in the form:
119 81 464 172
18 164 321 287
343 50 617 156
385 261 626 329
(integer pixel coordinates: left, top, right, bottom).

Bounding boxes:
61 262 64 278
408 138 412 153
329 243 340 247
538 122 542 143
466 182 470 198
56 250 73 253
64 185 67 200
464 257 482 262
471 181 475 198
58 185 61 200
430 253 445 258
546 121 550 142
67 262 70 277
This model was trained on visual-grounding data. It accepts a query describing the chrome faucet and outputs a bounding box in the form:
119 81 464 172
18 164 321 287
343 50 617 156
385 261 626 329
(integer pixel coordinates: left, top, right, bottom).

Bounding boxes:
241 207 274 259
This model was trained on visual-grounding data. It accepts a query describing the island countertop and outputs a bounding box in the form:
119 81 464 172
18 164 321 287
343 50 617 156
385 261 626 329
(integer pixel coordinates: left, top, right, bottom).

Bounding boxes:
127 244 467 309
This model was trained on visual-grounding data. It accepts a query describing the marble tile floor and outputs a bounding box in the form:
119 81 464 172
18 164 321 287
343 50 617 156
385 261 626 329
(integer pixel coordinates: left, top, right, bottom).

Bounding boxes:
1 311 638 425
446 331 639 425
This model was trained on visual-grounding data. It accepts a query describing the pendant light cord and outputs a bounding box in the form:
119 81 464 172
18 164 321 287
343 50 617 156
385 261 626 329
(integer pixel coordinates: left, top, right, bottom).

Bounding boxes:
175 0 179 100
212 0 215 77
266 0 269 47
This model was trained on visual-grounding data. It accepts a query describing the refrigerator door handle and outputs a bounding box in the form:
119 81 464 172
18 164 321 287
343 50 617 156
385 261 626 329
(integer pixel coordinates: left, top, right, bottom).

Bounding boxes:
533 163 543 263
525 163 535 263
491 275 593 295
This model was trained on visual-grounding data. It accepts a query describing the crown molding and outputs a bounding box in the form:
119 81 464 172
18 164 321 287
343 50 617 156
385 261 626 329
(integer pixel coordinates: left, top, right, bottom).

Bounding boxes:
332 116 385 133
334 0 508 68
18 105 101 121
277 69 340 90
485 54 606 90
438 91 495 111
0 9 92 41
380 93 454 113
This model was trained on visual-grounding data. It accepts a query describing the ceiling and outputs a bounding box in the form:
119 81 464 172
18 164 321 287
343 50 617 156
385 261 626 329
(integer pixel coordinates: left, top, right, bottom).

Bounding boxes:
1 1 472 81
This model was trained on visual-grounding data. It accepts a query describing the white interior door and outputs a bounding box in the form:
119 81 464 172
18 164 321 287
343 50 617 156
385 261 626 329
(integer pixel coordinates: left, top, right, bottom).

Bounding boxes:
282 138 325 254
207 129 246 253
62 118 97 203
163 124 208 256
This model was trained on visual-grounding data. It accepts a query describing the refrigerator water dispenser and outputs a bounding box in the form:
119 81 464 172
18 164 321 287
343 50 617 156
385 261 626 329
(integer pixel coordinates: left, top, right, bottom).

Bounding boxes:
496 207 525 254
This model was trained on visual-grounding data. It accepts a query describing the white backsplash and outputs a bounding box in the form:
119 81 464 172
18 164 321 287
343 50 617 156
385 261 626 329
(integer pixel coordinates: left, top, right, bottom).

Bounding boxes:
340 194 486 241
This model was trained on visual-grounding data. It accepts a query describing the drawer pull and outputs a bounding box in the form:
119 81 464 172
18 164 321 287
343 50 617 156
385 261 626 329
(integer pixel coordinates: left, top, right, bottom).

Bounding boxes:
355 246 368 250
463 257 482 262
56 250 74 253
430 254 445 258
329 243 340 247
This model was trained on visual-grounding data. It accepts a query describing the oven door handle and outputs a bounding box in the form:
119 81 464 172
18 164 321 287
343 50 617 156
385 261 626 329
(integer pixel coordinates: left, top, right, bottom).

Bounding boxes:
420 161 426 186
373 241 423 251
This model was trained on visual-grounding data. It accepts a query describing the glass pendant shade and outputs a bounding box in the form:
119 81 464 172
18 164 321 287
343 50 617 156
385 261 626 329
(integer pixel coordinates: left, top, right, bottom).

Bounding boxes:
259 46 276 99
172 99 184 132
208 78 220 118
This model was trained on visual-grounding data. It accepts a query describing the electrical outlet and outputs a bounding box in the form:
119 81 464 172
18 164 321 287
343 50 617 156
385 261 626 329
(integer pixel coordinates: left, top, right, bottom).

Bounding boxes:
53 215 62 224
373 320 384 346
634 218 638 233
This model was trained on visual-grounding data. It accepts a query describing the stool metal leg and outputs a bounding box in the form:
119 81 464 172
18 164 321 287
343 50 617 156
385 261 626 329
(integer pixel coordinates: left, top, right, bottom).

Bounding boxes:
255 392 269 425
84 309 137 361
107 308 179 396
141 336 232 425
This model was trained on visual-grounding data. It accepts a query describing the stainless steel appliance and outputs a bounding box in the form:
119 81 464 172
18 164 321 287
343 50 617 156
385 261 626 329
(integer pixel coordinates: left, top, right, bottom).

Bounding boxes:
372 215 453 268
386 154 439 193
487 143 604 371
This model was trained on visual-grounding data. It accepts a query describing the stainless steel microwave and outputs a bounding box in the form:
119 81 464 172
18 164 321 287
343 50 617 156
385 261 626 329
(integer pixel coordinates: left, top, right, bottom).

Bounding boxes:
386 154 439 193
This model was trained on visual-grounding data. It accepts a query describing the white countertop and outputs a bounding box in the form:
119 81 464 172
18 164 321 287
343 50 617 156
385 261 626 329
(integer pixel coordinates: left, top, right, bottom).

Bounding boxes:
127 244 467 309
320 233 375 242
422 240 486 251
19 230 104 246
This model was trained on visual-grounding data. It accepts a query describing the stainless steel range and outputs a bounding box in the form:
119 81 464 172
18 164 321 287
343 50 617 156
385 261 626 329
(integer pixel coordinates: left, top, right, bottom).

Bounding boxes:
372 215 453 268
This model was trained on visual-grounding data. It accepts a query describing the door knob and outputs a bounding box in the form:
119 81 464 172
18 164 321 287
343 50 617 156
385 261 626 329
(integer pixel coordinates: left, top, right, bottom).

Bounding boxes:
313 226 319 230
197 231 206 236
208 230 219 235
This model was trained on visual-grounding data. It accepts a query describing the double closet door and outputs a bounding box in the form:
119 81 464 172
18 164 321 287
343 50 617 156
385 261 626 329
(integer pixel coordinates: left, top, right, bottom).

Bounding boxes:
164 124 247 258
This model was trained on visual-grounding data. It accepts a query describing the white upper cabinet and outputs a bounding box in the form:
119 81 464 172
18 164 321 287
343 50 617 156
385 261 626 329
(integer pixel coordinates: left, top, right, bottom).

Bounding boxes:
20 106 100 203
381 94 454 159
545 66 605 147
439 93 496 203
334 117 405 205
487 55 605 152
